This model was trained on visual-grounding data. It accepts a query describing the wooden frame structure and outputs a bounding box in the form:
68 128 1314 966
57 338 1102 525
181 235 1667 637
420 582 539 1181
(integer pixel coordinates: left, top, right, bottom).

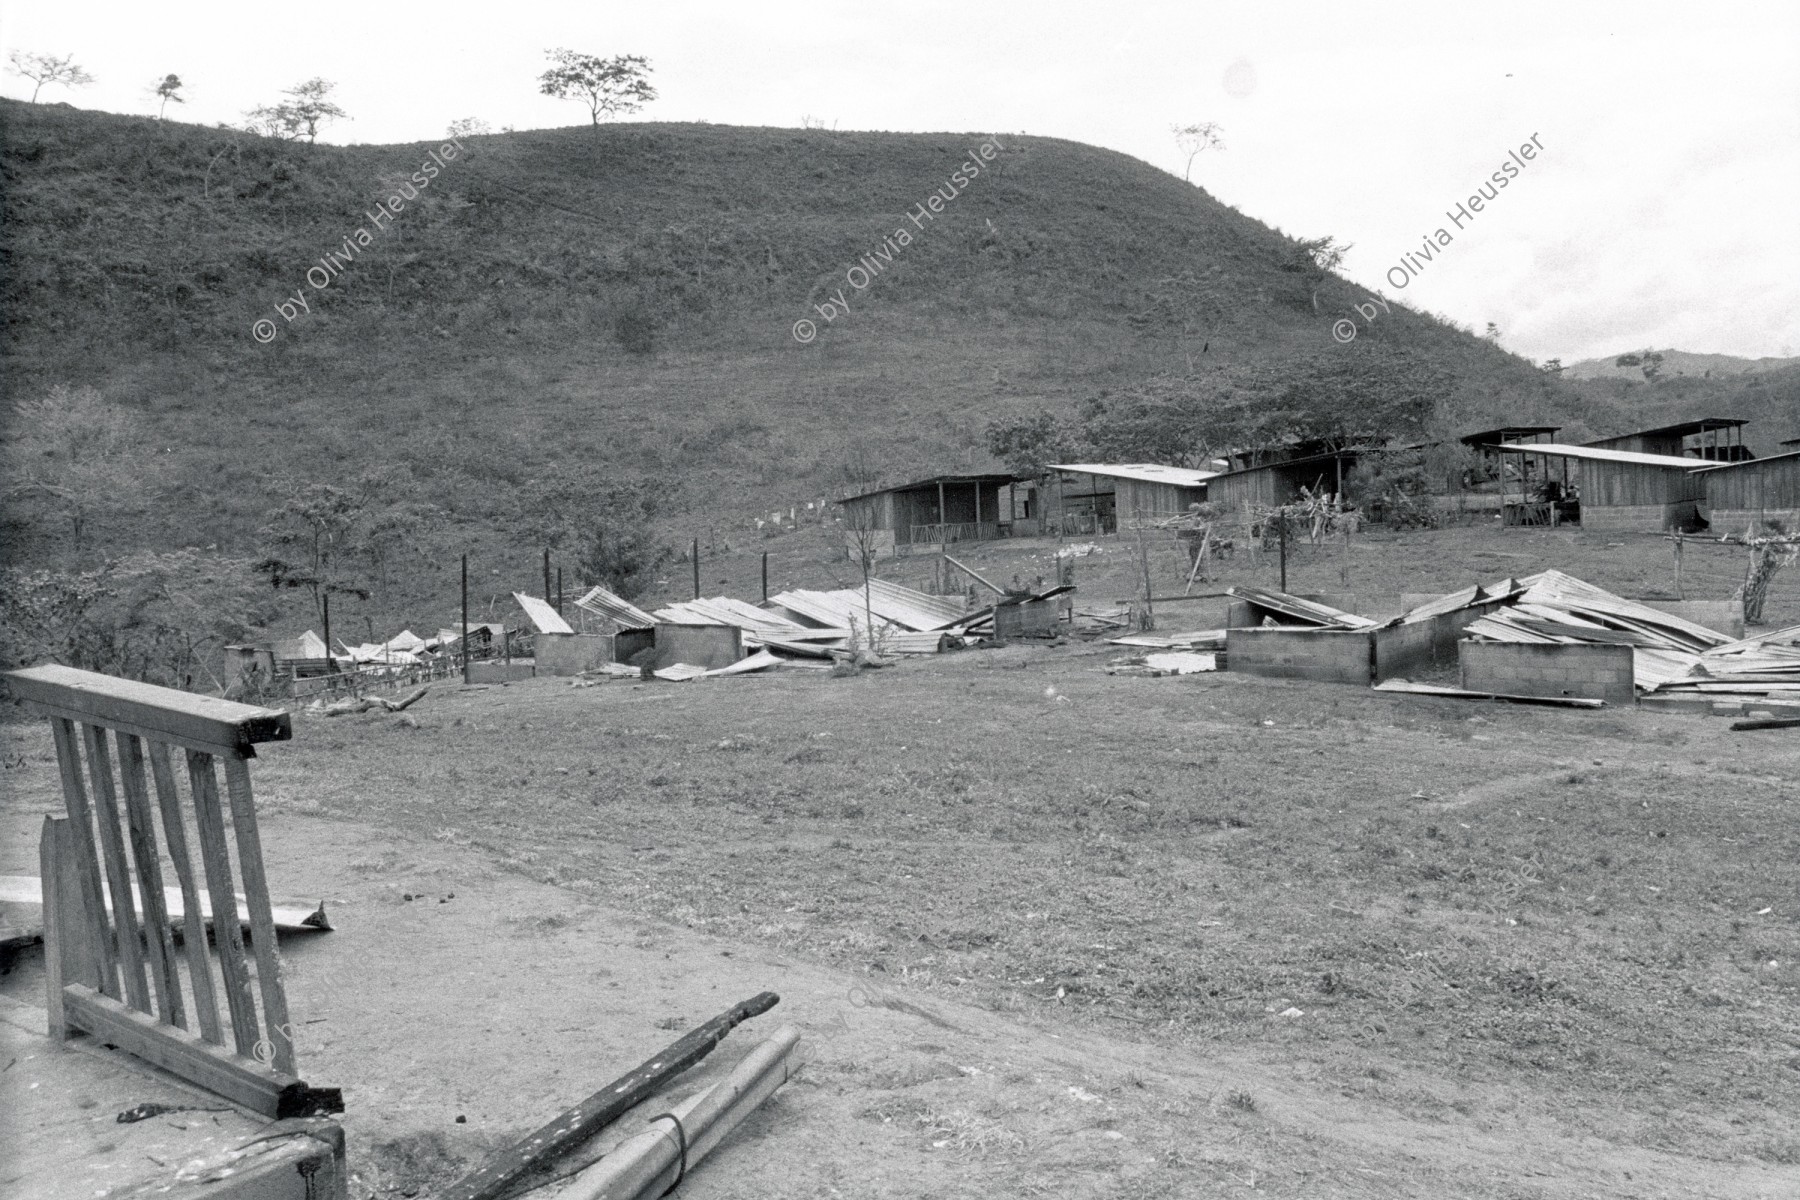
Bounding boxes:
6 664 340 1119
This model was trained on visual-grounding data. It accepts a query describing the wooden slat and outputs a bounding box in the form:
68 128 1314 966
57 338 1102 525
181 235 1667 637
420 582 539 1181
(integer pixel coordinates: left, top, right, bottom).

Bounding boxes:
39 817 71 1039
117 732 185 1029
4 664 291 756
186 751 259 1057
81 724 153 1014
222 756 295 1076
148 741 223 1044
62 984 301 1118
49 718 119 999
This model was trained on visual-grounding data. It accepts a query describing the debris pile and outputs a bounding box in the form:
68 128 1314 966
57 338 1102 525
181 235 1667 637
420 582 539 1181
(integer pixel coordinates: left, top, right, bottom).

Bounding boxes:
1458 570 1800 704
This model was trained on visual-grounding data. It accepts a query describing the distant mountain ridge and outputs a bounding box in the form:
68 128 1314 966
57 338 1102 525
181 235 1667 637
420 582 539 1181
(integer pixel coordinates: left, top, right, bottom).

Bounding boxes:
1562 349 1800 382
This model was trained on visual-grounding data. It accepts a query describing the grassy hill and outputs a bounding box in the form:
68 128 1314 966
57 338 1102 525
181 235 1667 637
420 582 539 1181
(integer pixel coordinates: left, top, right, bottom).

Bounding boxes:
1562 348 1800 382
0 99 1667 654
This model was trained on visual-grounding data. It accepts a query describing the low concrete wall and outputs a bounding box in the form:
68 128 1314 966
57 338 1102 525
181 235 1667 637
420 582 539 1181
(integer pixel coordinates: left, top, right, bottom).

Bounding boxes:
1582 501 1701 532
1708 508 1800 533
468 662 536 683
993 598 1060 641
1460 640 1636 705
653 622 743 670
1638 599 1744 639
1374 598 1514 681
1226 627 1372 685
534 632 615 676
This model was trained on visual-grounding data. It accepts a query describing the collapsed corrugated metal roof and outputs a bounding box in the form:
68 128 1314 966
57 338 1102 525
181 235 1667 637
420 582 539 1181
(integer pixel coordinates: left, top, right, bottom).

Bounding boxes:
573 585 656 630
513 592 575 635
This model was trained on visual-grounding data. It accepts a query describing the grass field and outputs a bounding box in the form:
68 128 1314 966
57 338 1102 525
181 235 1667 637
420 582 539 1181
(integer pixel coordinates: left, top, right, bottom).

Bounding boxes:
207 517 1800 1197
2 525 1796 1198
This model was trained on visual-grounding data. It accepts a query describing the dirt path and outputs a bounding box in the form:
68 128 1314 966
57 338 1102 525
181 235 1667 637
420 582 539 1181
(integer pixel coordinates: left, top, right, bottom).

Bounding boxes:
244 812 1796 1200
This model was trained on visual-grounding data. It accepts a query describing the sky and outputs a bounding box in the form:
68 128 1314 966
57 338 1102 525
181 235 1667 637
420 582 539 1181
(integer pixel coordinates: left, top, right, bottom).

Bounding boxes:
4 0 1796 365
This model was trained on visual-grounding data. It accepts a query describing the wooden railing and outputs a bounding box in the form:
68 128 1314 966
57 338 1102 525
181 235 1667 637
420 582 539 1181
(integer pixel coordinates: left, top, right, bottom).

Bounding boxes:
908 521 1000 545
6 664 340 1118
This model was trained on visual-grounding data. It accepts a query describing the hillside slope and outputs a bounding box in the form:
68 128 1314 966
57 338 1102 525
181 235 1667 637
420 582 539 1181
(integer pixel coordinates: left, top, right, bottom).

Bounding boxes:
2 101 1618 637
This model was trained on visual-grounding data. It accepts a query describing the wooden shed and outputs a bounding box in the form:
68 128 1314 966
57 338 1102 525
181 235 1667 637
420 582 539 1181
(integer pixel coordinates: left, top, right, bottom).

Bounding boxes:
1205 449 1364 514
1586 417 1749 462
1694 450 1800 531
1044 464 1216 532
1498 443 1706 531
837 473 1020 554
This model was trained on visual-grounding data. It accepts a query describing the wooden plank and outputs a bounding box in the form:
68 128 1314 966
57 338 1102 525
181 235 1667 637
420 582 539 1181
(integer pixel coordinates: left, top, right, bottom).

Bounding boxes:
80 724 153 1014
117 733 185 1030
39 817 71 1038
186 751 260 1058
148 741 223 1045
222 756 295 1076
942 554 1005 595
4 664 291 757
0 875 331 935
439 990 781 1200
49 718 119 999
61 984 299 1118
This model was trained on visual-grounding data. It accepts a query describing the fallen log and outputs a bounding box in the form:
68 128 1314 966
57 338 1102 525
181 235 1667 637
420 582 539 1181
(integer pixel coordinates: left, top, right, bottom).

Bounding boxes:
1730 716 1800 731
315 686 428 717
438 990 780 1200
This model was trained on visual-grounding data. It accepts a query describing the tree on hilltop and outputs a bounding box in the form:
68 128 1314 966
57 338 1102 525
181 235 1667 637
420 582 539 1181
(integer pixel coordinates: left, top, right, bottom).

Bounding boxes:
245 77 348 142
1171 121 1224 182
8 51 95 103
1284 235 1353 313
539 50 656 126
154 74 185 119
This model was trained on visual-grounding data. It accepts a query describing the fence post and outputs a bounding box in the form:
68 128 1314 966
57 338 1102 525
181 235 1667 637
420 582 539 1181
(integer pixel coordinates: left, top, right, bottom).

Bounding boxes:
461 554 470 685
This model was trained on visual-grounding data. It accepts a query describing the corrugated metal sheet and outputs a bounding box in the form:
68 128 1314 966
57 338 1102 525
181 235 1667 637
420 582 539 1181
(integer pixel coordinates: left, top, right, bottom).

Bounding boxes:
1496 443 1702 469
863 579 972 630
653 597 806 633
573 585 656 630
1049 463 1219 487
513 592 575 635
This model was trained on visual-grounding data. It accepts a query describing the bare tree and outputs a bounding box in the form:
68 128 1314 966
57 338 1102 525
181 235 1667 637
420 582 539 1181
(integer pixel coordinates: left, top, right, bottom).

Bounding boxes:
539 50 656 126
154 74 185 119
8 51 95 103
1171 121 1224 182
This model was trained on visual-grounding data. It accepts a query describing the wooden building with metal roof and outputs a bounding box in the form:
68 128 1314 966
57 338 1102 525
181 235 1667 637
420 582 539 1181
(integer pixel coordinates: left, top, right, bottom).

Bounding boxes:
1497 443 1707 531
837 473 1021 554
1693 450 1800 531
1585 418 1750 462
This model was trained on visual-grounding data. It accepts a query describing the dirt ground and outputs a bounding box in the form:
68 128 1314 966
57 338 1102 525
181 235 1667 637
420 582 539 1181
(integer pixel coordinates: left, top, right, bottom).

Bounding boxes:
3 624 1797 1198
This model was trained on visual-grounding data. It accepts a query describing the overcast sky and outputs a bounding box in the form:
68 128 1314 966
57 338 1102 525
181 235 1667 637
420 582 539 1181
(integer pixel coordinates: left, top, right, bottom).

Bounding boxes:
5 0 1795 365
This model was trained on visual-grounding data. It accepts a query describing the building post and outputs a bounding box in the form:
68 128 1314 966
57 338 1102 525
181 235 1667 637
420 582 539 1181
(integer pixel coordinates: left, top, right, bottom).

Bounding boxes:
461 554 470 685
322 591 333 675
556 567 563 614
692 537 700 600
1278 509 1288 593
543 548 551 604
761 552 769 603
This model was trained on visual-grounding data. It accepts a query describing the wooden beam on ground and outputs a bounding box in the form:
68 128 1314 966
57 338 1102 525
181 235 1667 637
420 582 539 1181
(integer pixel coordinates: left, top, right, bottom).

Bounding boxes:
439 991 781 1200
942 554 1004 595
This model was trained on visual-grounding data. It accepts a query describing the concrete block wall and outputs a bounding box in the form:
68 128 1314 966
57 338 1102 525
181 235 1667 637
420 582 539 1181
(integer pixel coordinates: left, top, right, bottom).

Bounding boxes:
653 622 743 670
1225 627 1373 685
535 632 615 676
1707 508 1800 534
1639 599 1744 639
1460 641 1636 705
1581 501 1701 532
